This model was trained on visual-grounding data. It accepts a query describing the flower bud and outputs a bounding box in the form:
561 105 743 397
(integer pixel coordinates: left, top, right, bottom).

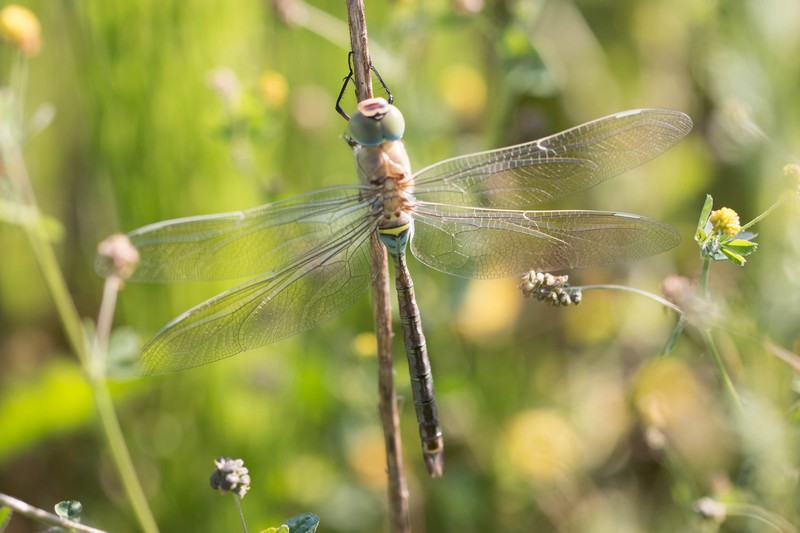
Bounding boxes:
0 5 41 56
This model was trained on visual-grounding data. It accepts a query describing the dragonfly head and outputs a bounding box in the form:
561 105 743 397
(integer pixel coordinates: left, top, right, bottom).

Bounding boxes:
348 97 405 147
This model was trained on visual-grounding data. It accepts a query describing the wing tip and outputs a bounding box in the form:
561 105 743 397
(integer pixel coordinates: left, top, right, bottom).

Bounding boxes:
620 108 694 137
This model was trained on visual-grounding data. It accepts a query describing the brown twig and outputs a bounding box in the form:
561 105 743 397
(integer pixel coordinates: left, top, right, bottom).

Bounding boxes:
0 493 109 533
344 1 410 531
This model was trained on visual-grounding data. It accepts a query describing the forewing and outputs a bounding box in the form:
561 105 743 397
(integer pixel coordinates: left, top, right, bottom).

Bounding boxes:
412 109 692 209
139 215 380 373
410 203 679 279
97 186 374 282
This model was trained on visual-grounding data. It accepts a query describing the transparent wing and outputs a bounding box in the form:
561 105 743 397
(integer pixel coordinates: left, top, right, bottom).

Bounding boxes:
139 215 380 373
412 109 692 209
410 203 679 279
96 186 374 282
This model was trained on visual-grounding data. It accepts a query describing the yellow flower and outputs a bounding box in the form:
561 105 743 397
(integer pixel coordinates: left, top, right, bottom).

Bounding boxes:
709 207 740 237
257 70 288 110
503 409 581 482
437 64 487 119
0 5 41 56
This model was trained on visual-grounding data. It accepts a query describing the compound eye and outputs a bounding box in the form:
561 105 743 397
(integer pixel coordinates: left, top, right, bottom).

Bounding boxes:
381 105 405 141
348 111 383 146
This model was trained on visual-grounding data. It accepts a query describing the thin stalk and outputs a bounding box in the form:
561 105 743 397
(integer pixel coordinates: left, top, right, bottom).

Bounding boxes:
234 495 248 533
723 503 797 533
572 284 686 355
89 377 160 532
345 2 410 531
740 194 788 232
699 256 711 298
576 284 684 315
696 256 742 409
661 315 687 356
22 198 158 533
702 329 743 410
2 101 159 531
10 53 27 140
93 276 121 376
696 257 743 409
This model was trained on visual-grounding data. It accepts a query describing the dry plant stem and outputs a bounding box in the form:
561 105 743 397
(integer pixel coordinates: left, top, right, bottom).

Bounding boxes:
346 0 373 104
93 276 121 375
1 80 159 532
346 1 410 532
0 493 108 533
764 340 800 373
370 236 411 532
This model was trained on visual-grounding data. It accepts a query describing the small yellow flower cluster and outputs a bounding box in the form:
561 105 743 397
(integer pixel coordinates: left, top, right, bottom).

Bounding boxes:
0 5 41 56
709 207 741 237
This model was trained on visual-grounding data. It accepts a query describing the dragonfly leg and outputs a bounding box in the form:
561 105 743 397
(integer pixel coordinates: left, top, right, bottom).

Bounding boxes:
335 51 355 121
335 51 394 121
370 60 393 105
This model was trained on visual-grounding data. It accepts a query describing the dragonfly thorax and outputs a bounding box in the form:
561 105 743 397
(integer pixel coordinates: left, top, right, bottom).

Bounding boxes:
354 139 415 231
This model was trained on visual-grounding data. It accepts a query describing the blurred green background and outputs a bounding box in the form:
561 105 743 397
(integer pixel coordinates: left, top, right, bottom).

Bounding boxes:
1 0 799 531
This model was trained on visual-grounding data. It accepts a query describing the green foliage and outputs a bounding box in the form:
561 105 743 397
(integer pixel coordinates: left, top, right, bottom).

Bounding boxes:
2 0 800 532
0 361 92 460
260 513 319 533
54 500 83 521
695 195 759 265
0 506 10 531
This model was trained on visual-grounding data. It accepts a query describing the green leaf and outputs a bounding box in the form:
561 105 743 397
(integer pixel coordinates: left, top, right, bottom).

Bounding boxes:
721 247 746 266
285 513 319 533
54 500 82 520
0 505 12 531
661 316 686 355
0 360 93 461
107 327 143 379
259 526 290 533
695 195 714 241
723 239 758 256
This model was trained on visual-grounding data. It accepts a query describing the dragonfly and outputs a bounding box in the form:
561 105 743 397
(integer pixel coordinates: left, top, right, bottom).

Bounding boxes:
98 94 691 477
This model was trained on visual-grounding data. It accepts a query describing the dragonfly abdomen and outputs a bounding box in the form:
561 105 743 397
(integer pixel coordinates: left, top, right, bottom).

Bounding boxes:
389 241 445 478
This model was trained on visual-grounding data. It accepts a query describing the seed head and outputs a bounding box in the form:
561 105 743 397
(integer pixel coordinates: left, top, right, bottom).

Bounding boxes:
210 457 251 499
519 271 582 306
97 233 139 281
